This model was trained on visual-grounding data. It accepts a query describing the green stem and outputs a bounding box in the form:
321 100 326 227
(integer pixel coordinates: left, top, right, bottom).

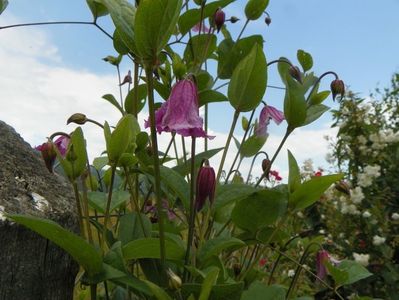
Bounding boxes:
225 109 255 183
80 177 93 244
162 132 176 164
90 284 97 300
217 110 240 181
116 65 124 110
184 137 197 279
72 181 85 239
237 19 250 41
103 165 116 249
254 128 292 187
145 66 167 269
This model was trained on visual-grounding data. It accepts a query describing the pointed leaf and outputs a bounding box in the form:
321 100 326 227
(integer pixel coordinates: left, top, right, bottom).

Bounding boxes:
199 268 220 300
284 73 307 129
184 34 217 68
159 166 190 211
144 280 173 300
198 90 228 107
214 183 257 210
86 0 108 20
88 191 130 213
0 0 8 15
123 238 185 260
302 104 329 126
297 49 313 72
240 135 267 158
245 0 270 20
287 150 301 193
198 237 245 262
241 282 285 300
102 94 124 115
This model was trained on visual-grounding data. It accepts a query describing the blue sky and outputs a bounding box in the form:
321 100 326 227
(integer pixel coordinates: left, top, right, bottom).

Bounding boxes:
1 0 398 178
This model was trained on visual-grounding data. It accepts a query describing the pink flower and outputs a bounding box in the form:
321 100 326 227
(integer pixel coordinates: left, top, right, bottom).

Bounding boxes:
192 21 209 33
255 105 284 137
145 79 213 139
316 250 341 281
195 159 216 211
259 258 267 267
269 170 282 181
53 136 70 156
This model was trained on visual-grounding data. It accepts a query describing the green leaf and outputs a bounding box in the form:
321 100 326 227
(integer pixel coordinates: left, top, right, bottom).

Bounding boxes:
182 282 244 300
218 35 264 80
240 135 267 158
277 57 291 85
297 49 313 72
328 260 372 287
87 0 108 20
199 268 219 300
287 150 301 193
198 237 245 262
284 73 307 129
123 238 185 260
228 44 267 112
159 166 190 211
88 191 130 213
8 215 102 276
184 34 217 68
302 104 329 126
242 282 285 300
0 0 8 15
214 184 257 210
98 0 136 54
172 148 224 176
308 90 330 105
232 189 287 232
107 115 139 163
134 0 182 62
113 29 129 55
290 174 344 210
102 94 124 115
245 0 270 20
144 280 173 300
124 84 147 114
70 127 88 179
92 156 109 170
198 90 228 107
118 212 152 245
178 0 234 36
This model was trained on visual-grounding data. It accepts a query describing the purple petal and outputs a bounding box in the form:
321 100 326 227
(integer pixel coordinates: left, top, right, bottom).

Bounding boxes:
54 136 70 157
267 105 285 125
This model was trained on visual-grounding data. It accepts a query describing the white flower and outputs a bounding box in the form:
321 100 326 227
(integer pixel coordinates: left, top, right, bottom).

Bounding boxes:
357 135 367 145
287 269 295 277
0 205 5 222
392 213 399 220
353 253 370 266
350 187 364 204
372 235 386 246
362 211 371 218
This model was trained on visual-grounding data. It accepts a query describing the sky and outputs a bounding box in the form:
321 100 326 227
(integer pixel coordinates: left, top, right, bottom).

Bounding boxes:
1 0 399 181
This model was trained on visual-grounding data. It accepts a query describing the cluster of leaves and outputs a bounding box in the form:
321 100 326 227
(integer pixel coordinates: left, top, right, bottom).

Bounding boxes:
1 0 373 299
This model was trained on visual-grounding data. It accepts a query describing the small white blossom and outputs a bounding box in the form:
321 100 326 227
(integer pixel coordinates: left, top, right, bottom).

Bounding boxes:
392 213 399 220
372 235 386 246
350 187 364 204
287 269 295 277
362 211 371 218
353 253 370 266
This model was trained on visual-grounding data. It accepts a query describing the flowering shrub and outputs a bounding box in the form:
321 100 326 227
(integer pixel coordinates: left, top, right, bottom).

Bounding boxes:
0 1 374 299
319 79 399 298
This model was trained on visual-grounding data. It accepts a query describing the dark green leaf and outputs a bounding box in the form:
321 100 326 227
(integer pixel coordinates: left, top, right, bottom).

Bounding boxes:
92 156 108 170
302 104 329 126
159 166 190 211
134 0 182 62
198 237 245 262
297 49 313 72
125 84 147 114
87 0 108 20
214 183 257 210
123 238 185 260
0 0 8 15
178 0 234 36
184 34 217 68
228 44 267 112
284 73 307 129
242 282 285 300
144 280 173 300
8 215 102 276
308 90 330 105
118 212 152 245
88 191 130 213
245 0 270 20
199 268 219 300
172 148 224 176
240 135 267 158
290 174 344 210
287 150 301 193
232 189 287 232
113 29 129 55
328 260 372 286
198 90 228 106
182 282 244 300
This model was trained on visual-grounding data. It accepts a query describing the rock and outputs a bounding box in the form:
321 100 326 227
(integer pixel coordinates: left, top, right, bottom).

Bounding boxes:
0 121 79 300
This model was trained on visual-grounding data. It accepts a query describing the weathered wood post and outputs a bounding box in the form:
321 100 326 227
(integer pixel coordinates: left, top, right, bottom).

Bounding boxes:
0 121 79 300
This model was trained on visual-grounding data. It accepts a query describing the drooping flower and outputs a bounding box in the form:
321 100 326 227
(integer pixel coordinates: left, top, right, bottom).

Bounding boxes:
35 135 70 173
269 170 282 181
195 159 216 211
214 8 225 32
255 105 285 137
145 79 213 139
316 250 341 280
53 135 70 156
120 70 132 86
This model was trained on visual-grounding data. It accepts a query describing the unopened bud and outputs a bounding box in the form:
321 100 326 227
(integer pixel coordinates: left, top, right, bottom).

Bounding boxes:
232 172 244 184
262 159 271 172
36 142 57 173
230 16 239 23
214 8 225 33
195 159 216 211
172 55 187 80
335 180 350 195
120 70 132 86
67 113 87 125
102 55 121 66
289 66 302 83
242 116 249 131
167 269 182 290
330 79 345 101
265 16 272 26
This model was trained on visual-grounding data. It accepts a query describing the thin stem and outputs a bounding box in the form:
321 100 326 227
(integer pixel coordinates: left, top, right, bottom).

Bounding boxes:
72 182 85 239
246 151 269 184
184 137 197 279
161 133 176 164
116 65 124 109
225 110 256 183
306 71 339 102
237 19 250 41
255 128 292 187
216 110 240 181
145 66 167 269
103 165 116 248
81 176 94 244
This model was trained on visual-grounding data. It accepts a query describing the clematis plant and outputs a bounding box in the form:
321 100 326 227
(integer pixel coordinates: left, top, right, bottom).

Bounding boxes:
1 1 373 299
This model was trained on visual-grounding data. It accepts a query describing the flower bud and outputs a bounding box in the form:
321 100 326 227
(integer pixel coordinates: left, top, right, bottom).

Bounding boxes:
195 159 216 211
102 55 121 66
262 159 271 172
265 16 272 26
214 8 225 33
289 66 302 83
120 70 132 86
230 16 239 23
330 79 345 101
241 116 249 131
67 113 87 125
167 269 182 290
172 55 187 80
36 142 57 173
